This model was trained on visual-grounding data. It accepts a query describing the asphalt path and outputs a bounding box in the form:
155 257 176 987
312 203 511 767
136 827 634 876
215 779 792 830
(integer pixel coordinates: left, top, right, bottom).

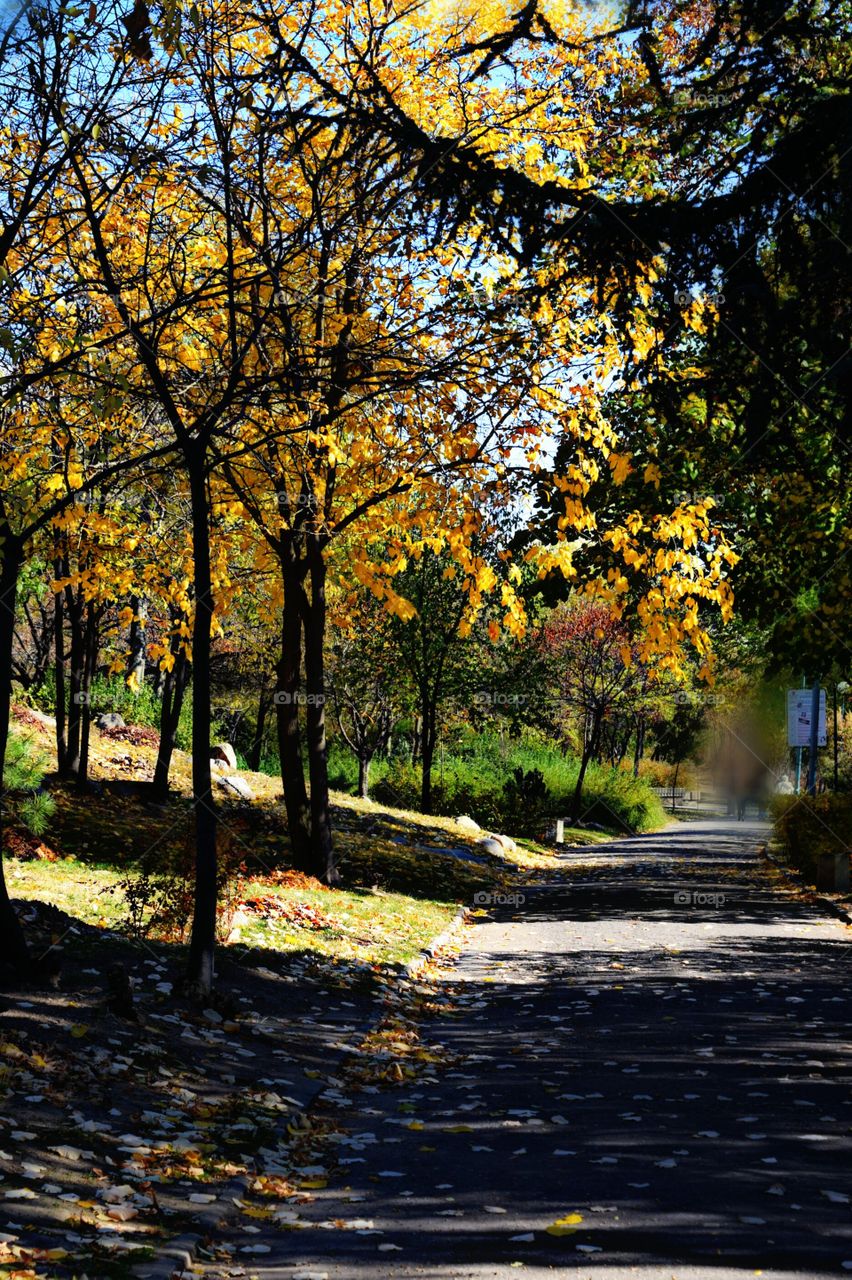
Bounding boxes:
196 819 852 1280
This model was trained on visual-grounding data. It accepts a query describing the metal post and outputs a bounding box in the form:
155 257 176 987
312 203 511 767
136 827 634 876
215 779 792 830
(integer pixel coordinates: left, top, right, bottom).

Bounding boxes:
807 678 820 797
828 680 834 788
794 675 806 793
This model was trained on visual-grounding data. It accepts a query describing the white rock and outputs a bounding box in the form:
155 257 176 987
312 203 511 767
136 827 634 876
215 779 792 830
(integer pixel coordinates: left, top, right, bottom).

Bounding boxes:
216 774 254 800
210 742 238 770
476 837 504 856
455 815 481 833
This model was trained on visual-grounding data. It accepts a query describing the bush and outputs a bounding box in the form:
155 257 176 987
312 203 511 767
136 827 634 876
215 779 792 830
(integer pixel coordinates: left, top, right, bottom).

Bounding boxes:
4 731 55 837
773 793 852 883
113 826 244 942
503 767 551 831
366 731 665 835
637 757 699 790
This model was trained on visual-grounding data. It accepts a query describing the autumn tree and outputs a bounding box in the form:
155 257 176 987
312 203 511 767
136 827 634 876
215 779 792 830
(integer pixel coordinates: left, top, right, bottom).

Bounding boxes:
52 0 318 989
538 600 650 817
217 59 557 876
277 0 848 678
0 0 182 969
326 587 406 800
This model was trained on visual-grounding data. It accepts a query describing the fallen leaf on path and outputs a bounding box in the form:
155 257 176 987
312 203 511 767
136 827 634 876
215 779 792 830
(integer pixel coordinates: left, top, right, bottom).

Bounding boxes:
545 1212 583 1236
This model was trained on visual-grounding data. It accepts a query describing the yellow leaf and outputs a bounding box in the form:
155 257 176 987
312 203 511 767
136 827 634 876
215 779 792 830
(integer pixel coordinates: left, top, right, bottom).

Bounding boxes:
609 452 632 485
546 1212 584 1236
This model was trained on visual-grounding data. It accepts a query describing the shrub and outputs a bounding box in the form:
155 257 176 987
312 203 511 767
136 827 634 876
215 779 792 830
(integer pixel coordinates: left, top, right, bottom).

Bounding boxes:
113 826 244 942
773 793 852 883
367 731 665 835
503 767 551 831
4 731 55 837
637 757 699 790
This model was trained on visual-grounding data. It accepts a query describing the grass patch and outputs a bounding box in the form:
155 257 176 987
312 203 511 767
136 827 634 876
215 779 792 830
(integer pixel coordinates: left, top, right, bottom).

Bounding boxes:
7 856 127 928
6 704 620 976
234 878 460 968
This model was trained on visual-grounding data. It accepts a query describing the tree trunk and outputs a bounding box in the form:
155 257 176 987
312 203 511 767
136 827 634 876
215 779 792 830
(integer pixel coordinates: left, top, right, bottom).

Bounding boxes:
571 708 602 819
276 567 311 868
128 595 147 689
0 537 30 970
358 754 370 799
302 547 337 884
185 455 218 995
77 602 98 787
152 645 189 799
52 537 67 767
61 586 84 777
247 681 269 773
633 716 646 778
420 697 437 814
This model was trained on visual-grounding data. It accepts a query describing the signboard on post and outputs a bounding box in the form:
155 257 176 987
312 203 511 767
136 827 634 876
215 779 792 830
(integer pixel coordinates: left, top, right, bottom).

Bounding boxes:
787 688 827 747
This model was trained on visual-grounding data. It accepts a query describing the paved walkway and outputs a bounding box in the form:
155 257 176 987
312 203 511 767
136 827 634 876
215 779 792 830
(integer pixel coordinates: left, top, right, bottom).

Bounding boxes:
197 820 852 1279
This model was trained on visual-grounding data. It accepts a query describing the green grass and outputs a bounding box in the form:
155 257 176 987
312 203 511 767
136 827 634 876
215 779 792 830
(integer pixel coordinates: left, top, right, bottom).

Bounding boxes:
234 878 460 968
8 854 462 969
7 856 128 927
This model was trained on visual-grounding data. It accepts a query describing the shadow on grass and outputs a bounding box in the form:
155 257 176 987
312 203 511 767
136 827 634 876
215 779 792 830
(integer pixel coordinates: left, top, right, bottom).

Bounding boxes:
39 779 501 905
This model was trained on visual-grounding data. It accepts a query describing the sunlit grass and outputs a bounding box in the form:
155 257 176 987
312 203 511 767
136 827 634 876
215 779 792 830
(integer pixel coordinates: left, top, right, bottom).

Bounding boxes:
7 705 620 972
